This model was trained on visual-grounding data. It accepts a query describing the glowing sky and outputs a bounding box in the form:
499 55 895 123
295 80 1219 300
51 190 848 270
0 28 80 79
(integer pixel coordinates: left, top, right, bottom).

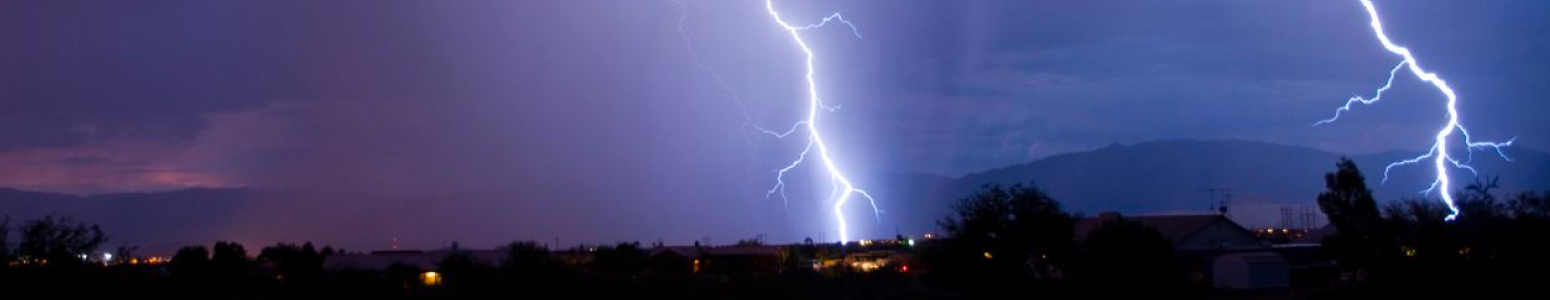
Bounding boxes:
1 0 1546 247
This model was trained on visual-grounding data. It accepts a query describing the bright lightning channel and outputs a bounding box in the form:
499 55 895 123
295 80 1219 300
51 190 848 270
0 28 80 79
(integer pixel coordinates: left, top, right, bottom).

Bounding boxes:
762 0 878 244
1317 0 1515 221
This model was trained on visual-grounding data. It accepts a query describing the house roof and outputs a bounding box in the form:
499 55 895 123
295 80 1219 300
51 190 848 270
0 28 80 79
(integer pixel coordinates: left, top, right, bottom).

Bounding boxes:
325 249 505 271
647 246 703 259
647 245 782 259
1075 213 1253 244
705 245 782 256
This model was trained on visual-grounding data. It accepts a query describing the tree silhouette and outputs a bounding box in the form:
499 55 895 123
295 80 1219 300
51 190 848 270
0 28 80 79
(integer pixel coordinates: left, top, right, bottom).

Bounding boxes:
259 242 326 285
436 249 497 298
210 241 252 278
734 238 764 246
169 245 211 282
1371 182 1550 297
592 242 647 275
1315 157 1393 281
1076 217 1187 298
1505 191 1550 286
0 216 11 262
928 183 1074 292
501 241 561 274
16 214 105 265
498 241 565 295
1509 191 1550 219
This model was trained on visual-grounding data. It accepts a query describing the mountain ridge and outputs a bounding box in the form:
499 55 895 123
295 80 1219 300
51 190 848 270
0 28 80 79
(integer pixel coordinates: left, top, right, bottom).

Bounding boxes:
4 139 1547 249
865 139 1550 237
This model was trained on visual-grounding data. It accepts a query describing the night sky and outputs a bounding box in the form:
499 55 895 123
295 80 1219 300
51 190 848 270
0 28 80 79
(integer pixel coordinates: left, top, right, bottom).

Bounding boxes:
2 0 1547 249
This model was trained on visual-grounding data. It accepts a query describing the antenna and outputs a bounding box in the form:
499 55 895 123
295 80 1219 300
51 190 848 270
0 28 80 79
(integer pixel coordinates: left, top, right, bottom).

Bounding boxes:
1220 191 1232 217
1198 188 1231 215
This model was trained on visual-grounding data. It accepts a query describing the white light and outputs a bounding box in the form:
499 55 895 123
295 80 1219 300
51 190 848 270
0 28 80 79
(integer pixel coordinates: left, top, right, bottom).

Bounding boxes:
762 0 878 245
1317 0 1515 220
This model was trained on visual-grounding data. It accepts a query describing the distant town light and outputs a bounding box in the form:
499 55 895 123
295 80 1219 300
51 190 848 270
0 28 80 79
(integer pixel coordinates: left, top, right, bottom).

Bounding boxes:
982 252 993 259
421 271 443 286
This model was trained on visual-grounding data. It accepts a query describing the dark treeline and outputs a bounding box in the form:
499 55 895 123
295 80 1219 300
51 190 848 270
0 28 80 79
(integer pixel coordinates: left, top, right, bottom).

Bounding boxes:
1314 158 1550 299
1 158 1548 299
913 183 1204 299
0 185 1209 299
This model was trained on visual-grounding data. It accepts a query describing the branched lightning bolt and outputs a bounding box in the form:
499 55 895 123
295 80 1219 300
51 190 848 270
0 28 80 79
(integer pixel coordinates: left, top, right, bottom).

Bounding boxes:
1312 61 1406 127
1316 0 1516 221
763 0 878 244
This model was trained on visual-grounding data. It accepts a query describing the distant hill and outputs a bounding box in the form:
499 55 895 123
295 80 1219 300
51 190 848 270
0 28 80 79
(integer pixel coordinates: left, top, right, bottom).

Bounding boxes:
2 139 1546 250
870 139 1550 236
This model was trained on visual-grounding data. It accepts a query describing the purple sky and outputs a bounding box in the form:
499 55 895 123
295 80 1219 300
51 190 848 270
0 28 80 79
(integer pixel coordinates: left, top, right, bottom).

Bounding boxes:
2 0 1547 248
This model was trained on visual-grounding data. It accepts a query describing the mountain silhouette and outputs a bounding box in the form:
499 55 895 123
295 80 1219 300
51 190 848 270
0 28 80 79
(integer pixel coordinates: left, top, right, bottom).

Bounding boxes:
870 139 1550 236
3 139 1546 248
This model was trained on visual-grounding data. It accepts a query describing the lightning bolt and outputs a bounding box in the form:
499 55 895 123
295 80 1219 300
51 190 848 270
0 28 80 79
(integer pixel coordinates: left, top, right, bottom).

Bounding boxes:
1317 0 1515 221
762 0 878 244
673 0 761 148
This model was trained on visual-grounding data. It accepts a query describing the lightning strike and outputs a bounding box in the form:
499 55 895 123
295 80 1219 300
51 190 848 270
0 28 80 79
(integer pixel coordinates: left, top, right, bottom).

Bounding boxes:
1317 0 1515 221
762 0 878 244
673 0 761 148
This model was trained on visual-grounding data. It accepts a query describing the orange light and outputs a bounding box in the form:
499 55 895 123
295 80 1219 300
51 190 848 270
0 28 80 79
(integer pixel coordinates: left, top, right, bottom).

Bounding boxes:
421 271 443 286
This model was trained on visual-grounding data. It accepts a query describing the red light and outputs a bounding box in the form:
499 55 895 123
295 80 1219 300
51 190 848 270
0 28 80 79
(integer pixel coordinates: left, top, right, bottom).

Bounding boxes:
900 265 909 273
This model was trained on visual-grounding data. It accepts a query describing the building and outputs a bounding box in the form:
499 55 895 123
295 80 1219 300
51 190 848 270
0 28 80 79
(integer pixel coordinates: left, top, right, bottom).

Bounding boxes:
1212 252 1290 289
324 249 506 271
1077 212 1292 289
646 246 702 274
1075 212 1264 250
646 245 783 275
